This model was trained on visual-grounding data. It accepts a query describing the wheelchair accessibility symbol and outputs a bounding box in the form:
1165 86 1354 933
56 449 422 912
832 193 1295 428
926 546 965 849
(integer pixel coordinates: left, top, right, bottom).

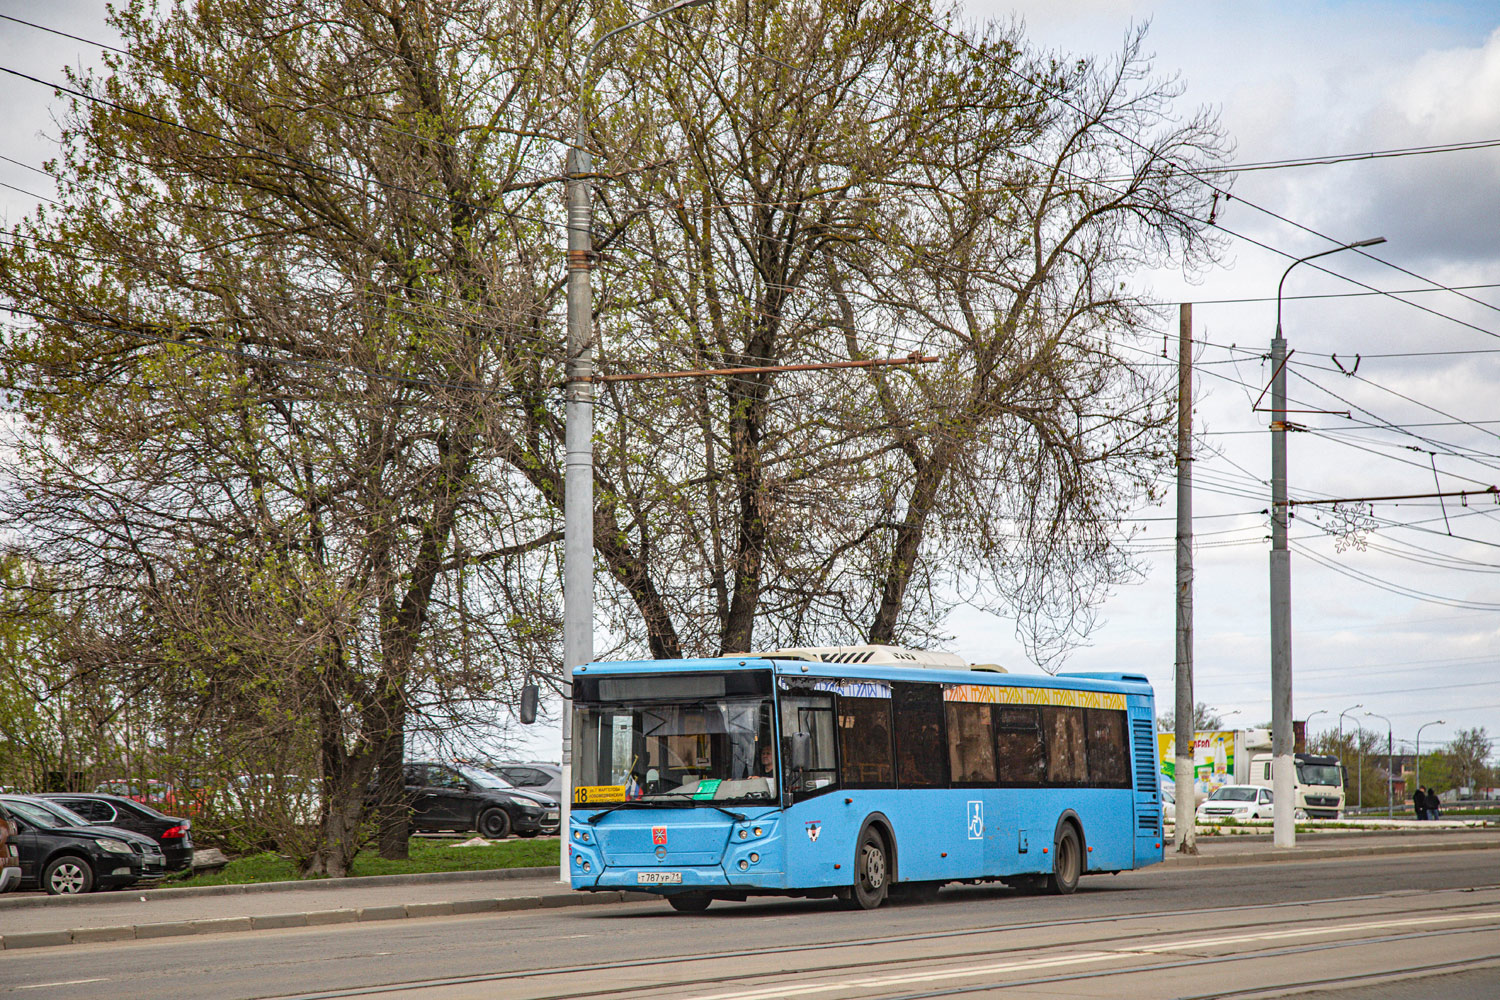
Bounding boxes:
967 800 983 840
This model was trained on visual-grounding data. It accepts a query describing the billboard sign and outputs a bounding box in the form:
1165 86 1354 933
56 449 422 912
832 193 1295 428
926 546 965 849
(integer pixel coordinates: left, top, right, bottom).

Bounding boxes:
1158 731 1240 794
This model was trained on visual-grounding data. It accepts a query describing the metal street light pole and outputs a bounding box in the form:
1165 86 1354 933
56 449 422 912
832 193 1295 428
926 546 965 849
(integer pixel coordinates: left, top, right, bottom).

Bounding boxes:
1415 719 1446 800
1365 711 1393 818
1269 236 1386 848
1338 704 1363 744
562 0 713 883
1304 709 1328 749
1339 703 1363 814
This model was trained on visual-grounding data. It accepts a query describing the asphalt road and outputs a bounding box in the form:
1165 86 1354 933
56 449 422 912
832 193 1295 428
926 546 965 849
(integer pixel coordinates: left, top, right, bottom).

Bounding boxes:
3 849 1498 1000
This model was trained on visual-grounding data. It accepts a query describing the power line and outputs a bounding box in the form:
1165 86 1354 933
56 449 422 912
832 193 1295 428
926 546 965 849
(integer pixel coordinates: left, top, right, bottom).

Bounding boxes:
880 0 1500 334
1 303 543 400
1291 539 1500 611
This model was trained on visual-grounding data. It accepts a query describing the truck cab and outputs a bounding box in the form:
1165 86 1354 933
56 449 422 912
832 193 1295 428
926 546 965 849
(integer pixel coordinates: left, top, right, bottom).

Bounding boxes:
1249 752 1344 819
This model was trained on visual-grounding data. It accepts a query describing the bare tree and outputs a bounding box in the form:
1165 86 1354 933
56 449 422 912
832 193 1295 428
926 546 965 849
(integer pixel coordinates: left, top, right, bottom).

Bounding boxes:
583 0 1227 663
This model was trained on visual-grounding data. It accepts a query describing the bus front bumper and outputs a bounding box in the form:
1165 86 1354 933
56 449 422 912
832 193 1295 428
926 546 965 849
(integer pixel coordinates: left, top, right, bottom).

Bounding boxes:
573 865 786 892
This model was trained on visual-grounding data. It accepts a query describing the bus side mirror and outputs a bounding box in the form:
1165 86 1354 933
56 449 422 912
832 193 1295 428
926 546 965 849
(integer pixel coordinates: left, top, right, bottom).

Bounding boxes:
519 683 539 725
789 732 812 771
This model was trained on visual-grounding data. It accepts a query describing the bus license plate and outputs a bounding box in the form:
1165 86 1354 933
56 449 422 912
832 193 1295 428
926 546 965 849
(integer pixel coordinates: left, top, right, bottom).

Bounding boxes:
637 872 682 884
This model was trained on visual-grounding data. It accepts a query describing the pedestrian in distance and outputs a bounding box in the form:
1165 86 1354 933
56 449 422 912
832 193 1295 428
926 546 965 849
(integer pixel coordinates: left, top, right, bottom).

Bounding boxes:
1412 787 1425 821
1427 787 1442 821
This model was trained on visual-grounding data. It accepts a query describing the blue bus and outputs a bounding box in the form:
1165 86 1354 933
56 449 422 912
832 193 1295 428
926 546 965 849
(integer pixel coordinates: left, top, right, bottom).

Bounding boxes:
567 645 1162 911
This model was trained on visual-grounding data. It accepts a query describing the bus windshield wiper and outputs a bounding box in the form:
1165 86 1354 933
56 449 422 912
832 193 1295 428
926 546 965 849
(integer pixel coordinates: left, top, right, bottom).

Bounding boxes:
584 793 746 824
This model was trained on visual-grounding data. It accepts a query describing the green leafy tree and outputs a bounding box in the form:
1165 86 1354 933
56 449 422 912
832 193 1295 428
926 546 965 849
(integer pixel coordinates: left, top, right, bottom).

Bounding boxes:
1445 727 1492 792
0 0 571 873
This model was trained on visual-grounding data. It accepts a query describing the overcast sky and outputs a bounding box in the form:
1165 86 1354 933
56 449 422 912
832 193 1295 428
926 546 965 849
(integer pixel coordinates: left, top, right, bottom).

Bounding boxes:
2 1 1497 762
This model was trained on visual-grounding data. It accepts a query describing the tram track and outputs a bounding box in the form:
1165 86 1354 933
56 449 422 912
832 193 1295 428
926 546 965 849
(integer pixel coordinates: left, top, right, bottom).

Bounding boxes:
253 883 1500 1000
798 928 1500 1000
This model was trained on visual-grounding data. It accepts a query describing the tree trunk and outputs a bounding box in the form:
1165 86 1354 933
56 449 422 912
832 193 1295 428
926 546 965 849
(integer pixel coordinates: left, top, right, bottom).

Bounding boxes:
375 697 408 860
303 689 373 878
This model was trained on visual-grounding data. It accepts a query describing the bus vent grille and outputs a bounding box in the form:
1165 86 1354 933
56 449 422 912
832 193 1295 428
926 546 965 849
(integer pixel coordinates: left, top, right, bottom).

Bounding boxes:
1138 813 1159 833
1132 719 1158 797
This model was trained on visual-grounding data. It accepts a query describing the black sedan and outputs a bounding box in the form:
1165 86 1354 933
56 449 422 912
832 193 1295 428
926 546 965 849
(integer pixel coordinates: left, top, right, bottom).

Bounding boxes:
404 762 559 839
0 795 168 894
41 792 194 871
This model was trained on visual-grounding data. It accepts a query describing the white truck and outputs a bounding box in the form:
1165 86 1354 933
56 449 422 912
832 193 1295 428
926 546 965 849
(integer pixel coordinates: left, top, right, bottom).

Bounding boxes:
1159 729 1345 819
1247 751 1346 819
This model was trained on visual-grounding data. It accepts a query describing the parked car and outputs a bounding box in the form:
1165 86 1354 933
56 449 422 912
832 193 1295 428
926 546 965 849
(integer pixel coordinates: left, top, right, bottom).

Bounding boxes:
1196 785 1275 822
218 774 322 825
404 762 559 839
0 794 167 894
0 802 21 893
41 792 194 871
484 762 563 802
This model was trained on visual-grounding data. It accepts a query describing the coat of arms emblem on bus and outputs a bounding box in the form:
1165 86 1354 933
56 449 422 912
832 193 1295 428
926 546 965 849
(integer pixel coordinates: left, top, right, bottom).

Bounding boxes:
805 821 821 842
652 825 667 845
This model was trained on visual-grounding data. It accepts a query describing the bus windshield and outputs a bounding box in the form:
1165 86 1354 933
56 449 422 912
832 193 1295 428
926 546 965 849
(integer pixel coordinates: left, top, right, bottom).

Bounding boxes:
1297 763 1341 787
574 692 777 805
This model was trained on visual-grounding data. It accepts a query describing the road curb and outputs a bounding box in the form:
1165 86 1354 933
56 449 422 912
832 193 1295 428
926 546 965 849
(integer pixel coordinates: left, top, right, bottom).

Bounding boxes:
0 890 653 951
0 864 559 911
1159 837 1500 867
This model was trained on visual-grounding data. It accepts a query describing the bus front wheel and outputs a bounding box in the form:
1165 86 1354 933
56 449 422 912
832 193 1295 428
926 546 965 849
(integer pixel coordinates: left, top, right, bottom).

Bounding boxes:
667 892 712 912
847 827 890 910
1046 824 1081 895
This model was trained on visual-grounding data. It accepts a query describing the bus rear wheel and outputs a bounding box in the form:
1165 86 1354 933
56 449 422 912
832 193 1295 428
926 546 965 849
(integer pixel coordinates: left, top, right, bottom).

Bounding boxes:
667 891 712 912
1046 824 1081 895
846 828 890 910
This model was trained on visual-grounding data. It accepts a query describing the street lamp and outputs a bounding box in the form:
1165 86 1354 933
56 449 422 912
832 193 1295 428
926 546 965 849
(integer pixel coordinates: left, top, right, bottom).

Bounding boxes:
1415 719 1446 798
1304 709 1329 748
1364 711 1394 818
1269 236 1387 849
1338 703 1364 810
1338 704 1363 743
561 0 714 883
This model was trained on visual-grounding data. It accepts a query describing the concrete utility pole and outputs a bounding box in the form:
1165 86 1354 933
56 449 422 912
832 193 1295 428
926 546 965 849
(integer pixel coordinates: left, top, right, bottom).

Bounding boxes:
1269 237 1385 849
562 0 713 883
1174 303 1197 853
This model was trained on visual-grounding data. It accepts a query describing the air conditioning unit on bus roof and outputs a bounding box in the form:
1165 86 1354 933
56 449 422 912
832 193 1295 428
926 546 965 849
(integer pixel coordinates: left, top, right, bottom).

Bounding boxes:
746 644 1004 671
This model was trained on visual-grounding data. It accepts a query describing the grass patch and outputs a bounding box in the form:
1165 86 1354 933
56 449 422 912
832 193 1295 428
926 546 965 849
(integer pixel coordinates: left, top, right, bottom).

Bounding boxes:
169 836 561 888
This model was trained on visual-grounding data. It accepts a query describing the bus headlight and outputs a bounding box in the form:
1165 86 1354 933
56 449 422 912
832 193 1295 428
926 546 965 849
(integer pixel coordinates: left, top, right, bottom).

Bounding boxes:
738 860 749 870
749 853 759 864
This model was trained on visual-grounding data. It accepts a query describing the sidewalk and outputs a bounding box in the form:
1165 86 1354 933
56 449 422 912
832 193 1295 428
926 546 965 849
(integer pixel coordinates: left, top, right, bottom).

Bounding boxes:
1157 828 1500 867
3 829 1497 951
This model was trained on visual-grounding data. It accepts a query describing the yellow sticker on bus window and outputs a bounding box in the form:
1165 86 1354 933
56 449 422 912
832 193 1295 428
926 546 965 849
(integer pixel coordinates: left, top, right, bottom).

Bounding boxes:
574 785 628 804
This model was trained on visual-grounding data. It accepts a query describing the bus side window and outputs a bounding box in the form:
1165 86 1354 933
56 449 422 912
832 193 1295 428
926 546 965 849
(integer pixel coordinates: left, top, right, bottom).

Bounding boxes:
838 696 894 787
779 693 839 800
945 700 997 785
892 683 948 787
995 706 1046 785
1042 706 1088 785
1084 708 1131 788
